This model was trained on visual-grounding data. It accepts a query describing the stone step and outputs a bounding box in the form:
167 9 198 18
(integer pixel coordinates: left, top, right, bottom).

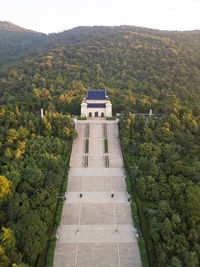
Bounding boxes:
67 175 126 192
54 242 141 267
54 121 141 267
69 168 125 177
70 155 124 168
57 225 138 243
61 203 133 225
65 192 130 203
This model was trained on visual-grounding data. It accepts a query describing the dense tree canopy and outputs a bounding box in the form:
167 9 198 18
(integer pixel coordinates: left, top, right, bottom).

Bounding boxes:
0 24 200 115
0 23 200 266
0 106 76 266
119 104 200 266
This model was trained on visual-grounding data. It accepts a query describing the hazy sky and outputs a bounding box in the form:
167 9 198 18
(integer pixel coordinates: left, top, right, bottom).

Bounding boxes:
1 0 200 33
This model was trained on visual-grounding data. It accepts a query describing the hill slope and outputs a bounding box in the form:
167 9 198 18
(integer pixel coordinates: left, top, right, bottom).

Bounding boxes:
0 25 200 114
0 21 46 67
0 21 39 32
1 24 200 266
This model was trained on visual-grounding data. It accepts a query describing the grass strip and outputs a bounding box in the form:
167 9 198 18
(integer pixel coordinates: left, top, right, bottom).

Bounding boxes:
106 116 116 120
44 173 68 267
104 138 108 153
104 123 107 138
122 151 156 267
84 155 88 167
77 116 87 120
85 138 89 153
86 123 90 138
105 155 109 167
125 174 150 267
44 142 72 267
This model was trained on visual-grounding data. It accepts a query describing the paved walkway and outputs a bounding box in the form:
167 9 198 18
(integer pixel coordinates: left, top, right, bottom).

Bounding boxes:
54 119 141 267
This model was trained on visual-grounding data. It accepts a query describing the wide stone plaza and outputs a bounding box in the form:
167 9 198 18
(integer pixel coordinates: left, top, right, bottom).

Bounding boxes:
53 119 141 267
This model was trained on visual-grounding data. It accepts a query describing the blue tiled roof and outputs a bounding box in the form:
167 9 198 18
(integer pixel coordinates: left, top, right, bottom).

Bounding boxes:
86 90 107 100
87 103 106 108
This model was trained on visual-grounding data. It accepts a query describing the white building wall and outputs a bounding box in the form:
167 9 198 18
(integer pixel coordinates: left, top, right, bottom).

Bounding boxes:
81 102 87 117
106 102 112 117
80 99 112 117
87 108 106 117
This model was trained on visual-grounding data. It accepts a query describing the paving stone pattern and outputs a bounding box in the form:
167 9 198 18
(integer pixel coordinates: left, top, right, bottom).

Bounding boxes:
54 119 141 267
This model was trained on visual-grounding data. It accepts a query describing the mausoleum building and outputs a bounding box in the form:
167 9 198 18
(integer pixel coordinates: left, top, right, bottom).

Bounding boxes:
81 90 112 117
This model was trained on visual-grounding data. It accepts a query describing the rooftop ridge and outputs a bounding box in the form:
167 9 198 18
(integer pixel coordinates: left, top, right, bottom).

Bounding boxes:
86 89 108 100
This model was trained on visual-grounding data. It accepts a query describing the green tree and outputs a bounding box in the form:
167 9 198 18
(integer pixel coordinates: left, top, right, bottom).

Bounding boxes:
0 176 11 201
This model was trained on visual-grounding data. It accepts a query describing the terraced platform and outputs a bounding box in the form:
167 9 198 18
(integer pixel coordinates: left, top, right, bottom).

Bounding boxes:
53 119 141 267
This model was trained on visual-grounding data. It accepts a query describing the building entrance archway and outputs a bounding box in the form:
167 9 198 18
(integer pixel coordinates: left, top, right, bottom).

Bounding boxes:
101 112 104 117
95 111 98 117
89 112 92 117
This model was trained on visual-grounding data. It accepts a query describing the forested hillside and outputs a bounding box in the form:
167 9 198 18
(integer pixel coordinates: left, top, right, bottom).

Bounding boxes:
120 107 200 266
0 24 200 114
0 23 200 266
0 21 46 68
0 106 77 266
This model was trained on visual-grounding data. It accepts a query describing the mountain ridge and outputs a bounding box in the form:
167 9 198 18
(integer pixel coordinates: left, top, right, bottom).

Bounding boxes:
0 21 42 33
1 21 200 267
1 21 200 35
0 21 46 68
1 21 200 70
0 21 200 111
0 21 200 113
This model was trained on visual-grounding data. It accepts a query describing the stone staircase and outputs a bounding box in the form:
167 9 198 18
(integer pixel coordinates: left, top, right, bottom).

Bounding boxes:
53 120 141 267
